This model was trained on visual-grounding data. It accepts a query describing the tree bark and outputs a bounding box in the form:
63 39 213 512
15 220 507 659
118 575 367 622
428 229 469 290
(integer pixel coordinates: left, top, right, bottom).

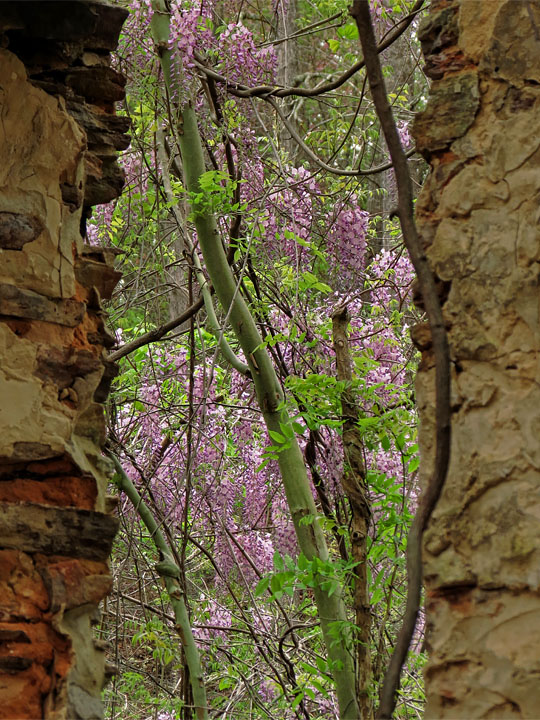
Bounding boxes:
412 1 540 717
332 307 373 720
0 3 127 717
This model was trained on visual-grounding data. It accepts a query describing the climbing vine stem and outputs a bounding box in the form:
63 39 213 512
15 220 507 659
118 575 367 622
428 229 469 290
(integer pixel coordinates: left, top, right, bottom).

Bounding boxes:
107 451 210 720
350 2 452 718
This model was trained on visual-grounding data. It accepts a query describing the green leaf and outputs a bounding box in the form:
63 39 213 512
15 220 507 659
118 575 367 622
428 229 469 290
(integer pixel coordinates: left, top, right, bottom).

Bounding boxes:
279 421 295 439
256 458 270 472
311 678 330 696
328 38 340 53
255 577 270 597
284 554 295 571
300 661 319 675
337 22 359 40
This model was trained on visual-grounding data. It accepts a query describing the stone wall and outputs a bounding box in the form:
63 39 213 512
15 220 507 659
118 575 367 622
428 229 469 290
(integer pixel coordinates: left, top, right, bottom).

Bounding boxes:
0 3 128 717
412 0 540 717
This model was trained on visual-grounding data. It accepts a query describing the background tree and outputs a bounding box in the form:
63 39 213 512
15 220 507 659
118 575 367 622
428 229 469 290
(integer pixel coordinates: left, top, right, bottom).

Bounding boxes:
89 0 447 718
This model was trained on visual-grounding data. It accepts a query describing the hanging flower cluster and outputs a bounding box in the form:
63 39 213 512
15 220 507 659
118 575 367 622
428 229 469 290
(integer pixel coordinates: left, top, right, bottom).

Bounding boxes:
328 203 370 280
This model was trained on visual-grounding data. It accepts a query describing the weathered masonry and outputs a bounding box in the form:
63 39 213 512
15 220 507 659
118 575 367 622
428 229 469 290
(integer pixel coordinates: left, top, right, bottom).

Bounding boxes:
412 1 540 717
0 3 128 718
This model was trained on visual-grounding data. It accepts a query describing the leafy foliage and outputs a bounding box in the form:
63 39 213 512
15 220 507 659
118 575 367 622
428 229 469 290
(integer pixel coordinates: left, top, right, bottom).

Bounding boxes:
96 0 430 718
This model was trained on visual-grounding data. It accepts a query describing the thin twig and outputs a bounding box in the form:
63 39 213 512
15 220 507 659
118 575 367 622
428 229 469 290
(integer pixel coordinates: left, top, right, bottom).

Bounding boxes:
267 95 417 176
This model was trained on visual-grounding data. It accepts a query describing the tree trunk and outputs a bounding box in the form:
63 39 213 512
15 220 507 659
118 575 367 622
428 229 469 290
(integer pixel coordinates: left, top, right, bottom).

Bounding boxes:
332 307 373 719
412 1 540 716
275 0 299 159
0 3 127 717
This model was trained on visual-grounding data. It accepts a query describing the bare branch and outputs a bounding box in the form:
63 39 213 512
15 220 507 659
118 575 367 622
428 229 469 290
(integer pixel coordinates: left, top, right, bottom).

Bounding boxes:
192 0 425 100
108 296 204 362
267 95 417 176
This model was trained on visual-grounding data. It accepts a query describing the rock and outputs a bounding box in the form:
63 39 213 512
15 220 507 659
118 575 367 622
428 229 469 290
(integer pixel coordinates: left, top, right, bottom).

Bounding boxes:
0 213 43 250
0 283 86 327
413 71 480 155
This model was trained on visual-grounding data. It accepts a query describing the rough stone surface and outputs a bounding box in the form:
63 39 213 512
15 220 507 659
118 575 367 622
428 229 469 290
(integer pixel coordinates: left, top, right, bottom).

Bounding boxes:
0 502 118 560
0 3 127 718
0 212 44 250
412 1 540 717
413 72 480 154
